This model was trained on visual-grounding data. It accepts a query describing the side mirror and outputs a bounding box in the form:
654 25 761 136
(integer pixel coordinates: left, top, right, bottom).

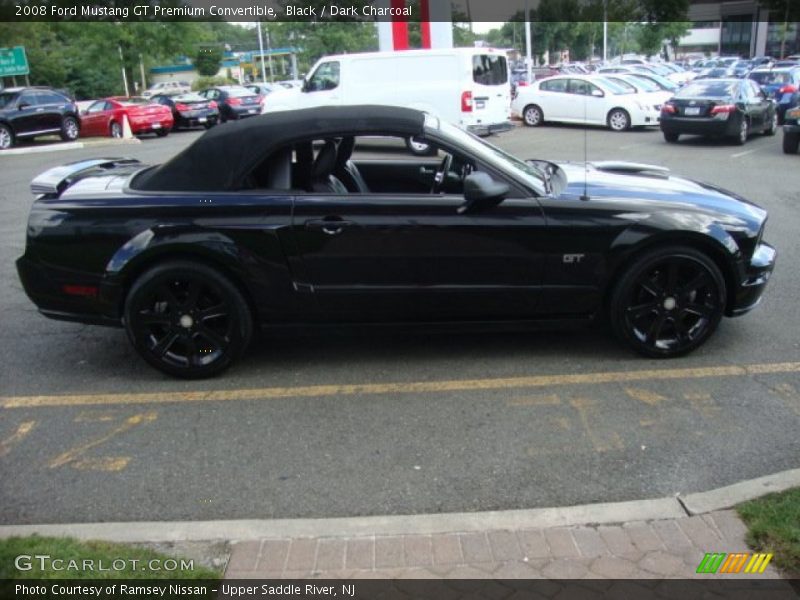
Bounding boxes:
458 172 509 214
301 79 310 93
591 89 604 97
18 102 30 110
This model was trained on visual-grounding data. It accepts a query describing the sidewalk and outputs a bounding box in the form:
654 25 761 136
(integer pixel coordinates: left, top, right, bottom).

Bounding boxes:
224 510 783 579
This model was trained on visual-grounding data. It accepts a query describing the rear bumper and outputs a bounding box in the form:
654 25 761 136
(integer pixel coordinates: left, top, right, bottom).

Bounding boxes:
728 242 777 317
466 121 513 136
660 115 739 137
130 119 174 134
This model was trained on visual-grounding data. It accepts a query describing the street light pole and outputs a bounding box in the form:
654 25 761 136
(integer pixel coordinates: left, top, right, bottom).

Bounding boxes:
603 0 608 62
118 45 129 96
525 0 532 81
257 20 268 84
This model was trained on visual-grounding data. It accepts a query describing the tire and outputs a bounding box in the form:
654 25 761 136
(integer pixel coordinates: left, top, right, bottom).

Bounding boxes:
522 104 543 127
607 108 631 131
734 117 748 145
405 136 436 156
155 128 169 137
783 131 800 154
663 131 680 143
204 121 216 129
110 122 122 138
60 116 80 142
124 261 253 378
764 112 778 136
609 246 726 358
0 123 14 150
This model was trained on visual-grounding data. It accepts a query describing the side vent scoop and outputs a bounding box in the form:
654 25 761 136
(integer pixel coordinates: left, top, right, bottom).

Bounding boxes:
592 161 670 179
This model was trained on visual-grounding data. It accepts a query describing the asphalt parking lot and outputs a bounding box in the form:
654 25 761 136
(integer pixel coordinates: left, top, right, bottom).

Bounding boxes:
1 124 798 525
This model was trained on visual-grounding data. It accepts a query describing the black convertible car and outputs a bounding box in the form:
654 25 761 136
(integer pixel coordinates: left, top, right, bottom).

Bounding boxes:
17 106 776 378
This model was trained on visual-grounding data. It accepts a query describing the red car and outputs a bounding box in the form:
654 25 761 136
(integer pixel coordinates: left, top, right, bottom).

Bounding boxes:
79 97 174 138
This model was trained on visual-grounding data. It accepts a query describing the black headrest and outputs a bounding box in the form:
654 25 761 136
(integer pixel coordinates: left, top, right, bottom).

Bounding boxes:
312 140 337 179
335 136 355 169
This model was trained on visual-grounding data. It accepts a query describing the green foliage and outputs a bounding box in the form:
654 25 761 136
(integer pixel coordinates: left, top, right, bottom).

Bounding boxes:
192 75 236 91
738 488 800 577
195 46 222 77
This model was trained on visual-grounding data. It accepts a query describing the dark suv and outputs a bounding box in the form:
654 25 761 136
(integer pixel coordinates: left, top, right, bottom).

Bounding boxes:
0 87 80 150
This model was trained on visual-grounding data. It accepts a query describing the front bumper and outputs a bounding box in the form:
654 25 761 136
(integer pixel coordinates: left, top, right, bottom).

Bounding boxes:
728 242 777 317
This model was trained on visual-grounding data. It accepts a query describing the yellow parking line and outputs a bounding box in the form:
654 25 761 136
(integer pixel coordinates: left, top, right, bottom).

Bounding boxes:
0 421 36 458
2 361 800 410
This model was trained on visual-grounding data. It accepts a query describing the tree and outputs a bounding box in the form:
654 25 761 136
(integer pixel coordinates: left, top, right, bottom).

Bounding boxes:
195 47 223 77
760 0 800 58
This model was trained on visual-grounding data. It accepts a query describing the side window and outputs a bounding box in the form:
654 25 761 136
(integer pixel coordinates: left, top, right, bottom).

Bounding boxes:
307 61 340 92
18 93 36 107
568 79 597 96
541 79 567 93
749 80 763 99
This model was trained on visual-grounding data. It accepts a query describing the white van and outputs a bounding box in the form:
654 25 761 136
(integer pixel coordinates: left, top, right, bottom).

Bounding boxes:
262 48 512 140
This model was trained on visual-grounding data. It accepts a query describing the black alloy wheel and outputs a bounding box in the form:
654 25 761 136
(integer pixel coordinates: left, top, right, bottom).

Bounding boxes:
124 261 252 378
663 131 680 143
610 246 726 358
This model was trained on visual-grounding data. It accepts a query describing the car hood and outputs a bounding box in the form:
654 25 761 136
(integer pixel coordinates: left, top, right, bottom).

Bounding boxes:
555 160 767 234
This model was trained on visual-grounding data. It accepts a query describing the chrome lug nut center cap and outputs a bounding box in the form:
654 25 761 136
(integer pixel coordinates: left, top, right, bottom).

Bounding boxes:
663 297 677 311
179 314 194 329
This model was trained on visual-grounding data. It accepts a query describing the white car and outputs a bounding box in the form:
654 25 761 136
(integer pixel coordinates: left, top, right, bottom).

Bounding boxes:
512 75 661 131
142 81 191 98
600 74 673 111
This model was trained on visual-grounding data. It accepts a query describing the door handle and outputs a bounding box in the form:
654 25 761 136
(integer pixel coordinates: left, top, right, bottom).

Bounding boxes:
36 108 45 112
305 218 353 235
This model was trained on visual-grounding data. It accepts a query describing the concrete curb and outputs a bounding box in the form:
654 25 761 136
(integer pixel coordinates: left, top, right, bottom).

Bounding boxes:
0 138 141 157
1 468 797 543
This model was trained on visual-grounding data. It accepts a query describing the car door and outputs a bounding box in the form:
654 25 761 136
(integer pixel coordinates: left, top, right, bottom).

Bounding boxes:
80 101 109 137
35 91 68 131
748 80 772 128
537 78 569 120
290 144 546 321
299 60 342 108
12 92 42 136
739 81 764 129
567 79 607 125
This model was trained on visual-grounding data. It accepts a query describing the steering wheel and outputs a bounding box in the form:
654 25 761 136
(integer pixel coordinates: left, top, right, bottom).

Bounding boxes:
430 153 453 194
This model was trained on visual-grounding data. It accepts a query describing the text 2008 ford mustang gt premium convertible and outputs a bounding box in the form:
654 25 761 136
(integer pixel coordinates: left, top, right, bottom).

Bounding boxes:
17 106 776 378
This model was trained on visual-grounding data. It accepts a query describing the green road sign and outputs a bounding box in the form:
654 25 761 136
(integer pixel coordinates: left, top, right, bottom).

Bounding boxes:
0 46 30 77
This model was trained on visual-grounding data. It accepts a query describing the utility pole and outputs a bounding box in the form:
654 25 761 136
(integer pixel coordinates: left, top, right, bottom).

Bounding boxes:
525 0 532 80
118 45 129 96
257 20 268 84
266 26 274 81
139 54 146 92
603 0 608 62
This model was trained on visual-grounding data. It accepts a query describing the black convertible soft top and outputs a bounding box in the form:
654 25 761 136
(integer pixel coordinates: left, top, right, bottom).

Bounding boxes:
133 105 426 191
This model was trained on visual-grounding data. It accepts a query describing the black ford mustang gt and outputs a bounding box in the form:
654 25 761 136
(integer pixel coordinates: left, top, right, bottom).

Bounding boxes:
16 106 776 378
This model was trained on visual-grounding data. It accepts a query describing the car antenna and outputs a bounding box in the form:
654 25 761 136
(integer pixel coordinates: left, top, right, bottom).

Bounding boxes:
580 91 590 201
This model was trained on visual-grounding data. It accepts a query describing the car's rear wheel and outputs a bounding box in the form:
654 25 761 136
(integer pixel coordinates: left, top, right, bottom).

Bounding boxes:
765 112 778 136
783 131 800 154
609 246 726 358
124 261 253 378
734 117 749 145
522 104 543 127
0 124 14 150
155 128 169 137
110 122 122 138
60 116 79 142
607 108 631 131
663 131 680 143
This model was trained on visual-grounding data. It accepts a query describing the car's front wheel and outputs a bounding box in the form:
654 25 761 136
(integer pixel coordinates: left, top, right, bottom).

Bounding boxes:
0 124 14 150
607 108 631 131
783 131 800 154
609 246 726 358
663 131 680 143
124 261 253 378
522 104 543 127
60 116 80 142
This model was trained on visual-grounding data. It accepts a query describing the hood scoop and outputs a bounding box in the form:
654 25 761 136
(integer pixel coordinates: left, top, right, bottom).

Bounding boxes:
591 161 670 179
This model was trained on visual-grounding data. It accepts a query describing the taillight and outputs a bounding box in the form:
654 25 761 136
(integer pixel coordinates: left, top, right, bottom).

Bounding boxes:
461 90 473 112
779 84 797 94
257 95 264 105
228 97 242 106
661 103 676 114
710 104 736 115
175 103 189 111
62 284 98 297
208 101 217 109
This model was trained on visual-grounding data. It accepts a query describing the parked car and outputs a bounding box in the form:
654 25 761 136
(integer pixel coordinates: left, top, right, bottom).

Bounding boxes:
747 68 800 123
660 78 778 144
601 74 673 111
141 81 191 98
16 106 776 377
79 97 174 138
0 86 80 150
783 105 800 153
512 75 661 131
696 67 736 79
196 86 261 122
260 48 512 139
151 92 219 129
731 60 753 78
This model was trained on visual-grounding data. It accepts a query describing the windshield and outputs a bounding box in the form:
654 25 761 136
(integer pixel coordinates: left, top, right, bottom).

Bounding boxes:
603 77 638 93
748 71 791 85
172 93 206 102
680 80 737 98
119 97 150 105
624 75 660 92
226 86 256 97
432 120 546 194
0 92 17 109
596 77 635 94
636 73 678 91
